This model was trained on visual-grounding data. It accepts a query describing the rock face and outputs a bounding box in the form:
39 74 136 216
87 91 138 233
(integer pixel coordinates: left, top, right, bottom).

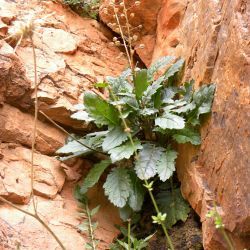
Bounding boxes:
0 0 126 249
150 0 250 249
100 0 250 249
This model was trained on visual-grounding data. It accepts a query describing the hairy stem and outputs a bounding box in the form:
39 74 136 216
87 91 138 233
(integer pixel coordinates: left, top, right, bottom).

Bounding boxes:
85 202 97 250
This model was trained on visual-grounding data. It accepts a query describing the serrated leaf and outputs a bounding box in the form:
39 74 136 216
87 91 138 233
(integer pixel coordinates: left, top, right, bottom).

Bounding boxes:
134 69 149 100
80 160 111 194
164 58 185 81
147 56 175 81
71 110 94 122
106 73 133 95
102 127 128 152
103 168 132 208
156 150 177 182
155 112 185 130
84 91 120 126
108 140 142 163
157 188 190 228
173 102 196 113
90 205 100 217
142 77 164 104
162 87 177 104
173 127 201 145
135 144 164 180
128 171 145 211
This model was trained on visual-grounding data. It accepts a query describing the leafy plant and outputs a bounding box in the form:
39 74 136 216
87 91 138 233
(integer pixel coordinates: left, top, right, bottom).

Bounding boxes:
57 56 215 249
75 187 100 250
63 0 100 19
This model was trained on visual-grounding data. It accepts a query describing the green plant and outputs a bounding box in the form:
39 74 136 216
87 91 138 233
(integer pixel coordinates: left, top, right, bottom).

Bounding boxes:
110 223 155 250
206 205 235 250
57 55 215 249
75 187 100 250
63 0 100 19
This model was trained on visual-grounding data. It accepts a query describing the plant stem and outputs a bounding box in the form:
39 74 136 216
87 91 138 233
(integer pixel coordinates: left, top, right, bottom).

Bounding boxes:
220 229 235 250
85 202 97 250
127 219 131 250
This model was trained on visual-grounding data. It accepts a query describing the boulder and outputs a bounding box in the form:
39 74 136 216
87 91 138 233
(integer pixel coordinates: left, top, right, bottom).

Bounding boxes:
151 0 250 249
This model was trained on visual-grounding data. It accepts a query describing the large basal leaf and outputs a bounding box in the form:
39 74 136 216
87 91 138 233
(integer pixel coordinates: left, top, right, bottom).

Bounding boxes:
157 188 190 228
135 144 164 180
156 149 177 182
128 171 145 211
80 159 111 194
85 131 108 148
103 168 132 208
164 58 185 81
134 69 149 100
155 112 185 130
102 126 128 152
108 140 142 163
172 127 201 145
147 56 175 82
84 91 120 126
193 84 216 117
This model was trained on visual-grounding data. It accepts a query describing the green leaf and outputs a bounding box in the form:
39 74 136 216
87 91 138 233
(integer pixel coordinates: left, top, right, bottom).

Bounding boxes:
135 144 164 180
56 139 91 155
193 84 216 117
84 91 120 126
134 69 149 100
80 160 111 194
90 205 100 217
139 108 158 116
119 205 133 221
164 58 185 81
172 127 201 145
128 171 145 211
155 112 185 130
156 150 177 182
162 87 177 104
157 188 190 228
103 168 132 208
94 82 109 88
142 77 164 104
102 127 128 152
147 56 175 82
71 110 94 122
108 140 142 163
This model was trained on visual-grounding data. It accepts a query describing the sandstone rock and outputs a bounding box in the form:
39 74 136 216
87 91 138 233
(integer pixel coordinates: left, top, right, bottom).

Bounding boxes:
0 40 32 109
0 183 120 249
151 0 250 249
99 0 163 66
0 104 65 155
0 143 65 203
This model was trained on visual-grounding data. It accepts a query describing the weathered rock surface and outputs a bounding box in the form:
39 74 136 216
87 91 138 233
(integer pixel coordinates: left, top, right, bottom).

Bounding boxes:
0 0 125 248
151 0 250 249
99 0 163 66
0 104 65 155
0 143 66 203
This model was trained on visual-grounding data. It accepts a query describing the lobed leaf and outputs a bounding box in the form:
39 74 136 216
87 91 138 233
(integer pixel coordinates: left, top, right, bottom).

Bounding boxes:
135 144 164 180
108 140 142 163
102 126 128 152
103 168 132 208
134 69 149 100
163 58 185 81
84 91 120 126
157 188 190 228
155 112 185 130
172 127 201 145
156 149 177 182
